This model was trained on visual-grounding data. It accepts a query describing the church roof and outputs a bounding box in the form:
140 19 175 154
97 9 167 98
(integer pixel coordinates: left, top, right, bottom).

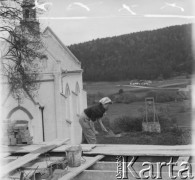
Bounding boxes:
43 27 81 65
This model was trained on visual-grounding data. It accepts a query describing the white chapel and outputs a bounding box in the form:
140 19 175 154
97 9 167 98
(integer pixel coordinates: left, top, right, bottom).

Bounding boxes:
1 0 87 144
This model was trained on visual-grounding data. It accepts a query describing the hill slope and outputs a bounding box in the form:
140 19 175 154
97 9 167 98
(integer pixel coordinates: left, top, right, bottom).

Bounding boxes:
69 24 193 81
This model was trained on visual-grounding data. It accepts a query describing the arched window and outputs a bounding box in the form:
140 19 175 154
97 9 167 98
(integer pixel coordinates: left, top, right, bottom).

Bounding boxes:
65 83 70 97
75 82 80 95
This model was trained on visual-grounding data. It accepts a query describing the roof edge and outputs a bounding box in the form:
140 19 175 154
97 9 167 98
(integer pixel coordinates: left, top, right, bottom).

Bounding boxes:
43 27 81 65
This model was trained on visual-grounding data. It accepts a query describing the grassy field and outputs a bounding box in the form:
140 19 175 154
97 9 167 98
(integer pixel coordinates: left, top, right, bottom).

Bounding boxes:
106 101 191 125
83 81 131 95
84 77 192 145
84 77 190 95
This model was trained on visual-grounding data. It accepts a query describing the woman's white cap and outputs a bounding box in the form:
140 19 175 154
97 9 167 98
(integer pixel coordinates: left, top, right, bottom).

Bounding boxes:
99 97 112 105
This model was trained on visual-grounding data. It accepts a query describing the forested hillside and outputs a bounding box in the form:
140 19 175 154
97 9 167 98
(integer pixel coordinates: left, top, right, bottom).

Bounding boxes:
69 24 193 81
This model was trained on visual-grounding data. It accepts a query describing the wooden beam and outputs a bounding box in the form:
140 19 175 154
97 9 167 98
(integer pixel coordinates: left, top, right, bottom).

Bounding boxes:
5 144 192 154
59 155 104 180
83 145 192 156
8 156 68 179
82 144 193 157
53 144 96 153
2 139 69 177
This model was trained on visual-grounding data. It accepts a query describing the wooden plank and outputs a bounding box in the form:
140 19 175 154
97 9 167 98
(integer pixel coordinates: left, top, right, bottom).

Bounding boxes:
1 156 18 165
4 144 193 154
0 152 11 158
8 156 67 179
9 169 42 180
84 150 191 156
83 145 192 156
93 144 193 150
59 155 104 180
2 139 69 177
53 144 96 153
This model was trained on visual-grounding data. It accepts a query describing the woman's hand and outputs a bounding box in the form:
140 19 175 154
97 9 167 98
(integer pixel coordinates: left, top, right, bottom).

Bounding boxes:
98 119 109 133
102 127 108 133
94 130 99 135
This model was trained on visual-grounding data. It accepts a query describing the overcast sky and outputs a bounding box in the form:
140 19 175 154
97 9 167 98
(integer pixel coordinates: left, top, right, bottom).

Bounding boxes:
38 0 195 45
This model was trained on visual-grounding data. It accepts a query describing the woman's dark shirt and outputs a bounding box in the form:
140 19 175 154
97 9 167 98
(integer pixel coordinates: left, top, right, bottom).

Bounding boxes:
84 103 106 122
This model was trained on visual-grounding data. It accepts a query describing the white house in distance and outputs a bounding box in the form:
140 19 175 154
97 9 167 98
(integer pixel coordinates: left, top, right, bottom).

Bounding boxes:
1 0 87 144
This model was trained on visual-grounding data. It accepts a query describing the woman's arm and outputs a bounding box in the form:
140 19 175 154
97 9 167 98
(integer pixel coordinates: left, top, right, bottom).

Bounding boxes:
90 121 99 134
98 119 108 133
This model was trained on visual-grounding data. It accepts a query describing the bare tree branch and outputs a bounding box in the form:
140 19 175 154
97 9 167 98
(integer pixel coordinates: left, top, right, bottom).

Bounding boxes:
0 0 45 99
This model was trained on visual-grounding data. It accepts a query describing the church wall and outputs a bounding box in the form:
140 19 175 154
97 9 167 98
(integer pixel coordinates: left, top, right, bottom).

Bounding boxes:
43 31 81 72
37 80 57 141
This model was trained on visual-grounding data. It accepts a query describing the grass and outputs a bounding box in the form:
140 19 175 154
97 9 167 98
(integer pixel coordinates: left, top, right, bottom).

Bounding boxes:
105 101 192 127
84 81 132 95
84 77 190 95
85 77 192 145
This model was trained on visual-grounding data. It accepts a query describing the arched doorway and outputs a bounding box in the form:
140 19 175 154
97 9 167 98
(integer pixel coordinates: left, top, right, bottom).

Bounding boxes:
6 106 34 144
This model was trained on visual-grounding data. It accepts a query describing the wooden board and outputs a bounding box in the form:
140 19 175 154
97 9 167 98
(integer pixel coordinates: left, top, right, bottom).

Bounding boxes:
83 144 193 156
0 152 11 158
2 139 69 177
59 155 104 180
3 144 193 154
1 144 46 154
91 144 193 150
8 156 67 179
53 144 96 153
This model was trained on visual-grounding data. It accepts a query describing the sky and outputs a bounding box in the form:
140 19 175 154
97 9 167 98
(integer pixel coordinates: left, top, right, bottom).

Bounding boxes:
37 0 194 45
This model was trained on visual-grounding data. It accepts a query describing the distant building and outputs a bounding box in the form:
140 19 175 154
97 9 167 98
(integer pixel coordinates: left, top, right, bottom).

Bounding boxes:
1 0 87 144
130 80 152 86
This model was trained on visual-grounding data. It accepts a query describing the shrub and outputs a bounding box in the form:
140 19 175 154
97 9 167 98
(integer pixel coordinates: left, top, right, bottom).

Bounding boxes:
146 90 177 103
112 93 137 104
158 115 178 132
118 89 124 94
111 116 142 133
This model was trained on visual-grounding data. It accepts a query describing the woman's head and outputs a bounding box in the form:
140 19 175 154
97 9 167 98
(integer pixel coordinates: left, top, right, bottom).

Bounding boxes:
99 97 112 110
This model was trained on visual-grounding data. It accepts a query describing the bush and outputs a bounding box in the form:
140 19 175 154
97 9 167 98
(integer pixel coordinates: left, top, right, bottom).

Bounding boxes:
118 89 124 94
112 93 137 104
111 116 142 133
146 90 177 103
158 115 178 132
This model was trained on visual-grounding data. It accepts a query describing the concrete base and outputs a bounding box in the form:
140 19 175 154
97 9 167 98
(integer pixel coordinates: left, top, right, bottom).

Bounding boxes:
142 122 161 133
